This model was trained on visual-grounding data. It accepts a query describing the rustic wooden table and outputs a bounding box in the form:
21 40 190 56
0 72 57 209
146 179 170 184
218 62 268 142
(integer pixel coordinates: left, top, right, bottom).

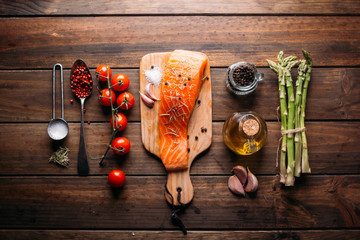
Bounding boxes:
0 1 359 239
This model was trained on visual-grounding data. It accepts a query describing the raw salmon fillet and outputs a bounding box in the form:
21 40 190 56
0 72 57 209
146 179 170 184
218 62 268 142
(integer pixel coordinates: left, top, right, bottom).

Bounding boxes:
159 50 208 171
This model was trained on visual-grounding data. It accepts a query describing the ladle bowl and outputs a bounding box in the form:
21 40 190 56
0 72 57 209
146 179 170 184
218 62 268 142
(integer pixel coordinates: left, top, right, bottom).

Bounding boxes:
48 118 69 141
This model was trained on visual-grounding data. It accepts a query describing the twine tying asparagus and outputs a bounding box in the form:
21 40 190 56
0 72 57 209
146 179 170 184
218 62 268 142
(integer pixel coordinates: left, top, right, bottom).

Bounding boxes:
276 127 306 168
281 127 306 135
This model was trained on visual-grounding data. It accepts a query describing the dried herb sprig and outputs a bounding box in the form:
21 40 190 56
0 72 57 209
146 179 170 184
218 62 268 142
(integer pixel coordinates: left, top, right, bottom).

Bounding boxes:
49 146 70 167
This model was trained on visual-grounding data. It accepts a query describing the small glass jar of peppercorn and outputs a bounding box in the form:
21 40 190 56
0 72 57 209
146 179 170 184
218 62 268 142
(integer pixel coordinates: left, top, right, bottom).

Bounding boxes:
225 62 264 96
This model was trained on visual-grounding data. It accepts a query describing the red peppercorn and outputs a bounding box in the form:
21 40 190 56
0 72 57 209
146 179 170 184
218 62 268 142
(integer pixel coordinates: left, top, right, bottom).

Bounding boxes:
70 65 92 99
70 99 74 103
87 121 90 125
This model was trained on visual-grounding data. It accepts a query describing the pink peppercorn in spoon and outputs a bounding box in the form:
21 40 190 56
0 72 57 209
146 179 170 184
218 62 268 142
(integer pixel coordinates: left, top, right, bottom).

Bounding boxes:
70 59 93 176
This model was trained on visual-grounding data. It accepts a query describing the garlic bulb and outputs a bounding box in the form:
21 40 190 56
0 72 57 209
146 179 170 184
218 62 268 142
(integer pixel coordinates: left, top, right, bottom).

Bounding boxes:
244 168 259 193
232 165 248 185
145 83 160 101
228 175 245 196
139 91 155 108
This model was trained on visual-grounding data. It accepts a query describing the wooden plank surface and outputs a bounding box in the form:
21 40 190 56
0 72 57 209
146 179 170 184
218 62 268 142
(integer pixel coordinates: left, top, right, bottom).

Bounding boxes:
0 16 359 69
1 0 360 15
1 0 360 238
0 67 359 122
0 122 359 176
1 230 360 240
0 175 359 229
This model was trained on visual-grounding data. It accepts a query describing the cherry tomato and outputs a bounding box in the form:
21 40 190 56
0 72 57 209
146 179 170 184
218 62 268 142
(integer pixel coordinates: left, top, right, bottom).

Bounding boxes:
111 74 130 92
110 113 127 131
98 88 116 107
116 92 135 110
111 137 130 155
95 65 112 82
108 169 126 188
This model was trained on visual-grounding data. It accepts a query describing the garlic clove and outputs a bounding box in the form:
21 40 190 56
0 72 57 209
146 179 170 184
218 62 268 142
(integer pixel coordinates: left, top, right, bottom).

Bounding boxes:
139 91 155 108
244 168 258 193
232 165 248 185
145 83 160 101
228 175 245 196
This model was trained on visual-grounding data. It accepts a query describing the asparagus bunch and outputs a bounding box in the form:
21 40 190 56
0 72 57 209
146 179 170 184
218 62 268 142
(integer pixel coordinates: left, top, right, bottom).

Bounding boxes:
267 50 312 186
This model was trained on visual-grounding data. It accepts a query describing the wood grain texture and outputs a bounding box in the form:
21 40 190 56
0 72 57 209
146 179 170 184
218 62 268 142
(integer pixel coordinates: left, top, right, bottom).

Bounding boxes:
0 16 359 69
0 68 359 122
0 175 359 229
1 0 360 15
0 122 359 176
1 229 360 240
0 0 359 238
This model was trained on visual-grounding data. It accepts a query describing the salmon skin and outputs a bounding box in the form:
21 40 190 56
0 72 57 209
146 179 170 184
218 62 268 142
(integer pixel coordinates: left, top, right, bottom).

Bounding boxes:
159 50 208 171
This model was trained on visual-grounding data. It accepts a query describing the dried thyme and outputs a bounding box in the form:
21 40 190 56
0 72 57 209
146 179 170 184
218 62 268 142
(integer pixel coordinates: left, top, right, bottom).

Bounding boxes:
49 146 70 167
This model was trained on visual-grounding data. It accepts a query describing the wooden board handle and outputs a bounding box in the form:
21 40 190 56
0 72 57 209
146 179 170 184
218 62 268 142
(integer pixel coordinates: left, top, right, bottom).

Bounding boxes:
165 169 193 206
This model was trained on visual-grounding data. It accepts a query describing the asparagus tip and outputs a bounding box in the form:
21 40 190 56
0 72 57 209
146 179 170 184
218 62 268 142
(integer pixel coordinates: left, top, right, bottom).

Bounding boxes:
302 50 312 65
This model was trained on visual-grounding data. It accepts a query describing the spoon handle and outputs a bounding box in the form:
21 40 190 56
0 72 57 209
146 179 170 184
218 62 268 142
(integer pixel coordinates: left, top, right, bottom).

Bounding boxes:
78 98 89 175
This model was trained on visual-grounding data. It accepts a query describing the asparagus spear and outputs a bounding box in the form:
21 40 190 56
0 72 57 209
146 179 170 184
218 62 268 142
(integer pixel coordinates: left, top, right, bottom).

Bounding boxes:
283 59 299 187
294 60 307 177
267 59 287 183
300 50 312 173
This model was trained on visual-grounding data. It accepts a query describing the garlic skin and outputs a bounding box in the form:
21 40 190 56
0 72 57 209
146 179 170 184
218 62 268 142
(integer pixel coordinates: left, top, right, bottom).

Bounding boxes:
228 175 245 196
244 168 258 193
232 165 248 185
139 91 155 108
145 83 160 101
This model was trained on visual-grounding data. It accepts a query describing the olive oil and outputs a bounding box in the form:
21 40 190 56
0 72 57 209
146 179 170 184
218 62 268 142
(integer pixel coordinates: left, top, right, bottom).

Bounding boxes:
223 112 267 155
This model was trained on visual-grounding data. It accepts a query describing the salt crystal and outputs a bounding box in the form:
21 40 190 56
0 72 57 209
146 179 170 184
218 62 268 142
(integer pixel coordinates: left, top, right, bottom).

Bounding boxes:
145 66 162 86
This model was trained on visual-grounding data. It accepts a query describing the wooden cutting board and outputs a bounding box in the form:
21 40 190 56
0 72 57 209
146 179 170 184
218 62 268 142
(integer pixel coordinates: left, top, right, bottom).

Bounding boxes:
140 51 212 206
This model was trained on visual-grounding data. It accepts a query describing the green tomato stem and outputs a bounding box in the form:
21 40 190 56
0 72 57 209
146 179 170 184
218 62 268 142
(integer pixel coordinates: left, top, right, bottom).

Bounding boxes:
98 67 120 166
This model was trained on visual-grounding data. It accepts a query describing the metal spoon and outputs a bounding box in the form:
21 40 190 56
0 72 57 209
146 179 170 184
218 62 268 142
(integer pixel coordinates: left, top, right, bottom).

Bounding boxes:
71 59 93 176
48 63 69 141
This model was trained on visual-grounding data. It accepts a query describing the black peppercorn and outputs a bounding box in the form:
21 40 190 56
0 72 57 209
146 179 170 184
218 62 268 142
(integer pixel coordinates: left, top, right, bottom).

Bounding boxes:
232 65 255 87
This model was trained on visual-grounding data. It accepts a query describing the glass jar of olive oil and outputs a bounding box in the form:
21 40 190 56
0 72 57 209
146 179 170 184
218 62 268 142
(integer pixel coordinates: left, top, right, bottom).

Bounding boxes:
223 111 267 155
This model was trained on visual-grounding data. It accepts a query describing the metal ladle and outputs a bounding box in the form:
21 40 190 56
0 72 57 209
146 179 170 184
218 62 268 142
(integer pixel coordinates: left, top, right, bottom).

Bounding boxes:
47 63 69 141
